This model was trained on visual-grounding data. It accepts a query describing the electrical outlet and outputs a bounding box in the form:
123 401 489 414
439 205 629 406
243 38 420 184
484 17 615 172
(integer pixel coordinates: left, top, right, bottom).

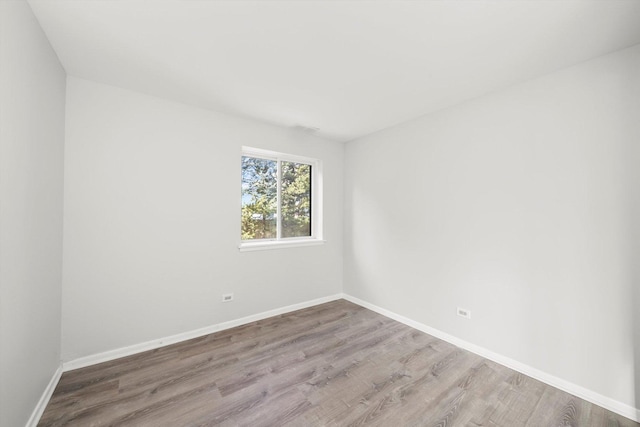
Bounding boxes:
457 307 471 319
222 293 234 303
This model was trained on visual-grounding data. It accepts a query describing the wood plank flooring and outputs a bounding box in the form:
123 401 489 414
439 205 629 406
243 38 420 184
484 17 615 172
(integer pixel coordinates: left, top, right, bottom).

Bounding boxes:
38 300 638 426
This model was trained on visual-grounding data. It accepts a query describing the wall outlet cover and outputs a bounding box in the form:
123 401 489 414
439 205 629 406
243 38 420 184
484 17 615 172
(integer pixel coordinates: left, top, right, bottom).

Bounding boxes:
457 307 471 319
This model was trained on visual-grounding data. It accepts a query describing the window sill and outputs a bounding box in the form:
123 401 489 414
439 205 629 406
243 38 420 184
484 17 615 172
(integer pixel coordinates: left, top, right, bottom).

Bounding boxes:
239 239 325 252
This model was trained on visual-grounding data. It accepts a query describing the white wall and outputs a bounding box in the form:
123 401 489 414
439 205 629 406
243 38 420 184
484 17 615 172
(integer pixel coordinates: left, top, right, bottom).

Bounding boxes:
345 44 640 411
630 44 640 414
62 77 344 361
0 1 66 426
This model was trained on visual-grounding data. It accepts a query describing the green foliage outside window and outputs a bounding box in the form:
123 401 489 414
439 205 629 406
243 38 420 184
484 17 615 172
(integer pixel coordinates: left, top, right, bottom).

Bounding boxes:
281 161 311 238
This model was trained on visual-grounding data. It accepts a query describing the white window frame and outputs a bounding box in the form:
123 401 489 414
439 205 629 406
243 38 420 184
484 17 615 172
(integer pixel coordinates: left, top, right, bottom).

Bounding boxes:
239 146 324 252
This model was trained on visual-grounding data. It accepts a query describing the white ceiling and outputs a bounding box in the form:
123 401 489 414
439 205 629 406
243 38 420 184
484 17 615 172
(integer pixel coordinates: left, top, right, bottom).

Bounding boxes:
28 0 640 142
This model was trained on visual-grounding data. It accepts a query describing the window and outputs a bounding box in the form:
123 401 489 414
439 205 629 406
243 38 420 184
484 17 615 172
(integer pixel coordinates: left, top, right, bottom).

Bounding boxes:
240 147 323 251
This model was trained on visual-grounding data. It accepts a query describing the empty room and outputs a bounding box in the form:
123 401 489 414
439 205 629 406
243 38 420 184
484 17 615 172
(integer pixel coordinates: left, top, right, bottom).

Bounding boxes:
1 0 640 425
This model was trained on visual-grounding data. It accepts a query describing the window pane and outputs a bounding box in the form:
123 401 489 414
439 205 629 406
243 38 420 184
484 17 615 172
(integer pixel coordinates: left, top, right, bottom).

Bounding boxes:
281 161 311 238
241 156 277 240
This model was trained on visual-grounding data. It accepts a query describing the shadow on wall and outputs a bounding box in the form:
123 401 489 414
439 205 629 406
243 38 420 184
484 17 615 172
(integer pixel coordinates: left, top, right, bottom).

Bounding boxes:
633 180 640 415
635 149 640 417
635 275 639 416
633 52 640 417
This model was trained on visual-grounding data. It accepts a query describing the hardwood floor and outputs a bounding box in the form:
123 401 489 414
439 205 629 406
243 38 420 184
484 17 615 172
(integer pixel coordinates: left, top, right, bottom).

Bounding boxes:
39 300 638 426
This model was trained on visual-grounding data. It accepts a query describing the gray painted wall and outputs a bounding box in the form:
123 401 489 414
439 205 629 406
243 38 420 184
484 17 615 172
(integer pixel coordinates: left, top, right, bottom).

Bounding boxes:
61 77 344 361
344 44 640 411
0 1 66 425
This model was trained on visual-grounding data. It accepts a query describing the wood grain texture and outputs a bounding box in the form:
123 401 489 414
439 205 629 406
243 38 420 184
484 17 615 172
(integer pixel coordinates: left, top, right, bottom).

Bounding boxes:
38 300 638 426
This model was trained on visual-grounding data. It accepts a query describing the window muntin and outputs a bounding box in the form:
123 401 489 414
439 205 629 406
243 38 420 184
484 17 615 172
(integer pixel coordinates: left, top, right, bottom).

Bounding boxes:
240 147 321 249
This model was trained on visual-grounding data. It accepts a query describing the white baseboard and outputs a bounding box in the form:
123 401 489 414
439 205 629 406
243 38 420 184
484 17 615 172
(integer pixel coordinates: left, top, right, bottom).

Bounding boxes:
26 364 63 427
63 293 343 372
342 294 640 423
